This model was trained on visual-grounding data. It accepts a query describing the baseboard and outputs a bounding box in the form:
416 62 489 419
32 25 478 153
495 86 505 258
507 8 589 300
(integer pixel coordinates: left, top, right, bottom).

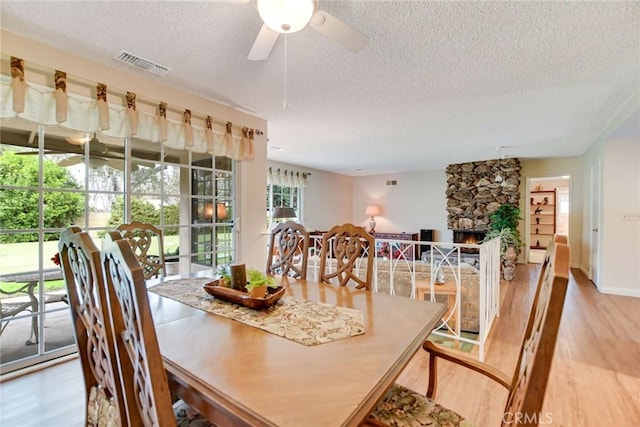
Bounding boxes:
0 353 78 382
597 286 640 298
578 264 590 278
574 264 640 297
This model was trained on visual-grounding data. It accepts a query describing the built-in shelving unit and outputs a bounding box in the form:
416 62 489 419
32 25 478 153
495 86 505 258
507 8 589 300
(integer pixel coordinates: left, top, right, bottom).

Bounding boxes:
530 189 556 249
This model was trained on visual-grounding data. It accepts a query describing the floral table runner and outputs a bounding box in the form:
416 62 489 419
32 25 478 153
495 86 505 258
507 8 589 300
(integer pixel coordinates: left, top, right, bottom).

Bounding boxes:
148 278 365 346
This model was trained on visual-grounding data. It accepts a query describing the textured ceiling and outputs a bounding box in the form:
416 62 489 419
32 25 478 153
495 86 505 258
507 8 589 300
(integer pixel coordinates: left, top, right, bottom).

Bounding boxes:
1 1 638 175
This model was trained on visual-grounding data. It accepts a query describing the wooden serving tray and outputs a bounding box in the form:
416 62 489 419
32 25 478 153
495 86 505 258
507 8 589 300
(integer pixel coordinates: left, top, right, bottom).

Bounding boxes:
202 283 285 310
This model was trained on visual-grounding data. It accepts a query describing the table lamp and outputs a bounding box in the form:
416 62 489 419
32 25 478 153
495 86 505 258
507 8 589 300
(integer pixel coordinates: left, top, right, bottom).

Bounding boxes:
272 207 297 222
365 205 380 233
216 203 228 220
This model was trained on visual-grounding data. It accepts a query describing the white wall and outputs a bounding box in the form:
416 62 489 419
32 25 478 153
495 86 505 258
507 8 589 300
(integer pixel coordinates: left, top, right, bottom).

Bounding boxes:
582 106 639 297
238 147 268 270
600 136 640 296
352 170 450 242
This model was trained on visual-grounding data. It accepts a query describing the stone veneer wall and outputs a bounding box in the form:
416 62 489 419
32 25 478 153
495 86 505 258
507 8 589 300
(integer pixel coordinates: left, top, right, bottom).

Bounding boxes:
446 158 521 230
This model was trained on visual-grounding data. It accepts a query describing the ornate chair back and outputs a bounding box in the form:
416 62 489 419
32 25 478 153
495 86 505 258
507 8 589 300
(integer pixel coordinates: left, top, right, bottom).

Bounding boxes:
502 237 570 425
58 226 127 426
116 221 166 280
318 223 375 289
369 236 571 427
266 221 310 279
101 231 177 426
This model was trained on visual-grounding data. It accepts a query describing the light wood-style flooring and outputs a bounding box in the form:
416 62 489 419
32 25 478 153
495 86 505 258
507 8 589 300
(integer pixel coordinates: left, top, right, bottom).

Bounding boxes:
1 264 639 426
396 265 640 426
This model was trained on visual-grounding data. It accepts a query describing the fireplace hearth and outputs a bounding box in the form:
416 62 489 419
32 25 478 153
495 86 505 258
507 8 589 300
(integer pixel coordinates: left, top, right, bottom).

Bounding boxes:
452 229 486 253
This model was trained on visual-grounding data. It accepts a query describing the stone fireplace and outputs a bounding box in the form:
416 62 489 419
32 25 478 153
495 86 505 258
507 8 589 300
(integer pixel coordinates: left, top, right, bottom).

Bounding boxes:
446 158 521 235
452 229 486 253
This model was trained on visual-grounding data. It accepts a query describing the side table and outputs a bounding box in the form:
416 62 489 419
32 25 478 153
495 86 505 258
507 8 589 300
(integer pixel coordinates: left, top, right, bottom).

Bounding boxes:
415 279 458 334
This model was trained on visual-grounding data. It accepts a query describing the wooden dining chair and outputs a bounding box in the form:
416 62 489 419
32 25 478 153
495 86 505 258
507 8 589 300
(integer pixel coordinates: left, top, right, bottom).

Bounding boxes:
266 221 310 279
116 221 166 280
318 223 375 289
58 226 127 426
101 231 214 426
368 237 571 427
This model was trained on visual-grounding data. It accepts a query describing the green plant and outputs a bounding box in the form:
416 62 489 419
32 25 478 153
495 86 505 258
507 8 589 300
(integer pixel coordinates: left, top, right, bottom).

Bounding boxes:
487 203 522 232
105 196 160 229
216 264 231 283
483 228 522 254
245 268 277 292
484 203 523 254
162 204 180 233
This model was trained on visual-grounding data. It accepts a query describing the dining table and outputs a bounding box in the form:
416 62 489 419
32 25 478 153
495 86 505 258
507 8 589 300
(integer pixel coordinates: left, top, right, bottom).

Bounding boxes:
146 271 446 427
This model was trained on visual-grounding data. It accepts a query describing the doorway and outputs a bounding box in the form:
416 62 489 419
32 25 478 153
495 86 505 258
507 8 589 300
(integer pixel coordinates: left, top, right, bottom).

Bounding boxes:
527 176 570 264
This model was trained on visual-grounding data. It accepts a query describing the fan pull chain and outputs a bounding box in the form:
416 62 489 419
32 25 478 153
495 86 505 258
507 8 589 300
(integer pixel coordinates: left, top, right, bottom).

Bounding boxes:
282 34 288 110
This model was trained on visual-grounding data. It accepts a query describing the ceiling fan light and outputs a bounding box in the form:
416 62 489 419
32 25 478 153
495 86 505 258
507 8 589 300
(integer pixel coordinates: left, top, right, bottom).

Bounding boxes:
65 135 89 146
257 0 316 34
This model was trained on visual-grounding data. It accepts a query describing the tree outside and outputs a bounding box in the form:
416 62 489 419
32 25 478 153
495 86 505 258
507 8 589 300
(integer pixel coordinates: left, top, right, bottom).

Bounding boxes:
0 151 84 243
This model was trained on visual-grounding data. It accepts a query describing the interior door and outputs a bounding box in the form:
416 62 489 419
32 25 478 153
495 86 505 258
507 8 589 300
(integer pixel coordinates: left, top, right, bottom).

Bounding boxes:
590 161 601 287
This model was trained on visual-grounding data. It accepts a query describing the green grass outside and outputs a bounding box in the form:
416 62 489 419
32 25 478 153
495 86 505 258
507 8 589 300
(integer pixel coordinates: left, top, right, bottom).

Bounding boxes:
0 235 189 295
0 280 66 295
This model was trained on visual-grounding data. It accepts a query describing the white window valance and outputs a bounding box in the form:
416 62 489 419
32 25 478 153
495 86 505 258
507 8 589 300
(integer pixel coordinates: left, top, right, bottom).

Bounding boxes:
267 167 308 188
1 58 257 161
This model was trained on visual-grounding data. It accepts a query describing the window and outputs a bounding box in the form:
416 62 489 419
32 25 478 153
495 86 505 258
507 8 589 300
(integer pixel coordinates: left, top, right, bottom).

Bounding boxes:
0 118 236 372
266 184 301 226
190 157 235 269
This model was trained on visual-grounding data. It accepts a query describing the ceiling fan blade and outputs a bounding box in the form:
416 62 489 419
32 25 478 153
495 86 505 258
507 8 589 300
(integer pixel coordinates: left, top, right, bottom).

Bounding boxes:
309 10 369 53
107 159 140 172
247 24 280 61
58 156 84 167
105 151 125 159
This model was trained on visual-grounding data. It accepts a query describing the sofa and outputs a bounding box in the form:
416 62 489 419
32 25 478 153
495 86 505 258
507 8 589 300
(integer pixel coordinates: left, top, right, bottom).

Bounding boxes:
307 255 482 333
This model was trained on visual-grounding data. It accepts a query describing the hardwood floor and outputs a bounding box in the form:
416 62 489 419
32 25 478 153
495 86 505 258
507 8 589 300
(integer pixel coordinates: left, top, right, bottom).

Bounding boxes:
396 264 640 426
1 264 639 426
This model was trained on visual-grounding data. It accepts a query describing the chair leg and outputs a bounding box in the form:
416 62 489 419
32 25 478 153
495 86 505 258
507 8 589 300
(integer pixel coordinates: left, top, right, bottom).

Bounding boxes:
426 352 438 398
25 314 38 345
26 294 39 345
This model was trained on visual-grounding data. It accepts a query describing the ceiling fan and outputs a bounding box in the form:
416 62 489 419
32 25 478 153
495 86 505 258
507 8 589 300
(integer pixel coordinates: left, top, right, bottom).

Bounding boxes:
59 133 130 170
246 0 369 61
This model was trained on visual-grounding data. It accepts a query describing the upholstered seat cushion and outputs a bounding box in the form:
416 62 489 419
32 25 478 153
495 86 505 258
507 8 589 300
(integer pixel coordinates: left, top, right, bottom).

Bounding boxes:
87 387 214 427
369 384 473 427
87 386 119 427
173 399 217 426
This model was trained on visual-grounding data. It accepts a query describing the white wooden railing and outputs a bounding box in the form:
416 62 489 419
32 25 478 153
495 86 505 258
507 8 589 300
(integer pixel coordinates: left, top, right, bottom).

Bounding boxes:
306 235 501 361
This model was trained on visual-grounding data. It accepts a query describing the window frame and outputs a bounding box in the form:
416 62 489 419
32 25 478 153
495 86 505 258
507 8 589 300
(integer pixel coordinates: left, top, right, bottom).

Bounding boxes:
266 183 303 227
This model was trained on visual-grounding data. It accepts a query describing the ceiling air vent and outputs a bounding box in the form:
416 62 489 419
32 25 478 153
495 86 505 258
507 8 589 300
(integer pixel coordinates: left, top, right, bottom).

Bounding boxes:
114 50 171 77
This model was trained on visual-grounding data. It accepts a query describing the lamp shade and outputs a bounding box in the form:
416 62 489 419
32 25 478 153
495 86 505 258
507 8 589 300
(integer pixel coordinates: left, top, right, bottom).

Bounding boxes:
216 203 228 220
203 203 214 219
365 205 380 216
272 207 297 219
257 0 316 33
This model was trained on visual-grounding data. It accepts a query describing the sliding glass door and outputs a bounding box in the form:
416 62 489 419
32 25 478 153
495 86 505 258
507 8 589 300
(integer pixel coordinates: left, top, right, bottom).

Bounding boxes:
0 118 236 374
